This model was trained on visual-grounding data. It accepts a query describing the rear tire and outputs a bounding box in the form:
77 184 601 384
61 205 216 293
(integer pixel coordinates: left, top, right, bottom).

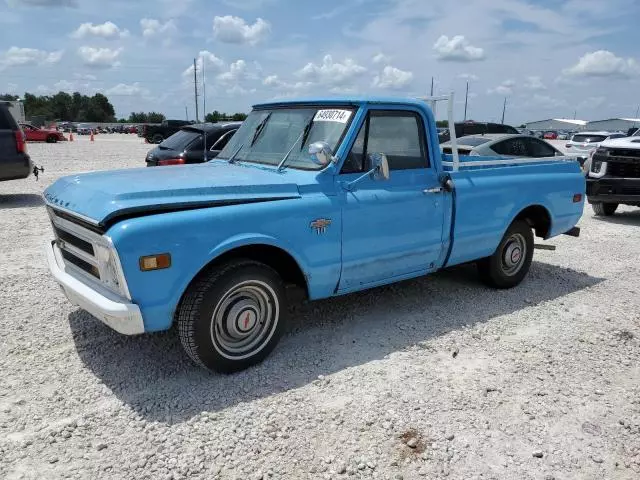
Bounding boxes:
592 202 618 216
177 259 287 373
477 220 534 289
46 135 57 143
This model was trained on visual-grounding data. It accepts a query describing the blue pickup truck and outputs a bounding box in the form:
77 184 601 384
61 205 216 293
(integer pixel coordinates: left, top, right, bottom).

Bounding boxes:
44 96 585 372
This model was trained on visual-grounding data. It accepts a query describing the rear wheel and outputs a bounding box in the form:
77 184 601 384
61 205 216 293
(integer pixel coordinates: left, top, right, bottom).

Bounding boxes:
152 134 164 144
477 220 534 289
177 260 287 373
592 202 618 216
46 135 57 143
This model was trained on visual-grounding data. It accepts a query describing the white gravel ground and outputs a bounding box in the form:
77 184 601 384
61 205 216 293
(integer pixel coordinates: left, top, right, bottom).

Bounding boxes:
1 134 639 480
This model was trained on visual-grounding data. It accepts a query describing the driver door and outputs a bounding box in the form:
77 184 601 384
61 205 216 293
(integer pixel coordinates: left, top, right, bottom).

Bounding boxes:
337 109 448 292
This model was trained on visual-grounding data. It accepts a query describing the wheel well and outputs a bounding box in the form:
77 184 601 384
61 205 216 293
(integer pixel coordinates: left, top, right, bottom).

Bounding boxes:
190 244 308 296
514 205 551 238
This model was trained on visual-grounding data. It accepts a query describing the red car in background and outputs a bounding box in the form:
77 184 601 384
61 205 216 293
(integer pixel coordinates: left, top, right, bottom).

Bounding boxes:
543 131 558 140
19 123 67 143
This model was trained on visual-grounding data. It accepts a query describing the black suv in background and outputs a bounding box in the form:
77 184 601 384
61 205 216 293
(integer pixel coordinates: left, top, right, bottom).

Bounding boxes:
0 102 32 182
145 122 241 166
141 119 195 144
438 121 519 143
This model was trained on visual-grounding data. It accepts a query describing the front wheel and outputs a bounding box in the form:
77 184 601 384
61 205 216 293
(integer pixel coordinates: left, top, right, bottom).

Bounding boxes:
177 260 287 373
592 202 618 216
46 135 58 143
477 220 534 289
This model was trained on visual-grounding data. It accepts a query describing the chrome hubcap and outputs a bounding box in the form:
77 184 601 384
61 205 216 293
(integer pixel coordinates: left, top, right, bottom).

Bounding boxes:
502 233 526 276
210 280 279 360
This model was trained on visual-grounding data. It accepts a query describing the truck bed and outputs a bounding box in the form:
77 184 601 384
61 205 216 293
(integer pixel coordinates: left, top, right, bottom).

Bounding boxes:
441 153 585 267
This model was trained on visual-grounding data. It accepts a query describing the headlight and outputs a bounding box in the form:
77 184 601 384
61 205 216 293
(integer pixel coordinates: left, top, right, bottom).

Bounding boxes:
94 242 128 298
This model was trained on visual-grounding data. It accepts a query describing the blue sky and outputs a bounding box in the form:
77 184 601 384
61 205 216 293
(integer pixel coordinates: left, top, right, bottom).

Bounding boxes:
1 0 639 124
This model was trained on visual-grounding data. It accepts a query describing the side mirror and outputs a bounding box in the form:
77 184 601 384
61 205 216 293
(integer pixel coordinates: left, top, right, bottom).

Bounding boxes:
309 141 335 166
343 152 390 191
368 153 390 181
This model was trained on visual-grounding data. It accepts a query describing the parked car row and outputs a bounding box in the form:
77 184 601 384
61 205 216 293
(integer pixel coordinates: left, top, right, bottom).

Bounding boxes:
19 123 67 143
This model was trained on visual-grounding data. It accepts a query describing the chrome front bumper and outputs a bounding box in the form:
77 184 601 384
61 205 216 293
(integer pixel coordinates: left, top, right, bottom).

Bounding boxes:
45 240 145 335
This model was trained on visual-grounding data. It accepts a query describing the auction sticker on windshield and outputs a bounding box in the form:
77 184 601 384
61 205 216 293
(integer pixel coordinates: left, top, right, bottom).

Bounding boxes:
314 109 352 123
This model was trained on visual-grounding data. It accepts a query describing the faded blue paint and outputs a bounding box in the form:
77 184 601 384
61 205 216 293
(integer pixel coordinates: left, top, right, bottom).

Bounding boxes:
44 96 585 333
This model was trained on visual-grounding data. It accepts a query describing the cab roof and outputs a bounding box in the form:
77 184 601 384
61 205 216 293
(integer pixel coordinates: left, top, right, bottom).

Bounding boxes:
253 96 430 109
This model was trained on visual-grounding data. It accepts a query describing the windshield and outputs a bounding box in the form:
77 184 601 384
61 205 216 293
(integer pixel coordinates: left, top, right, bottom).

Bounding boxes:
217 107 354 170
571 134 607 143
160 129 201 150
632 128 640 136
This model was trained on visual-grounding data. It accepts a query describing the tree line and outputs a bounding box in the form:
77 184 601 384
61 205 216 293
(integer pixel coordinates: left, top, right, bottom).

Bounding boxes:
1 92 248 124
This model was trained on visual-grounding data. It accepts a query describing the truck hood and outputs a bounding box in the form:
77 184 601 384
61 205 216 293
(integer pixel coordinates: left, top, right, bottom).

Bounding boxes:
599 137 640 149
44 162 301 227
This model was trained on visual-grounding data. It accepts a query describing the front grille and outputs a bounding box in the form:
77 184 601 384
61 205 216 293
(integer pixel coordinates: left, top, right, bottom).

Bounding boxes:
609 149 640 159
607 161 640 178
54 226 94 255
60 249 100 279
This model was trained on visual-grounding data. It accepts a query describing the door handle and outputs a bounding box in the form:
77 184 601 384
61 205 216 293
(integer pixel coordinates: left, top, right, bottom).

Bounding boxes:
423 187 443 194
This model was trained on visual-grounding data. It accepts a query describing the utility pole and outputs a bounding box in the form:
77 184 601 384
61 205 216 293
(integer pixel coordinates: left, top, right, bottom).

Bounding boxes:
635 105 640 119
463 81 469 121
185 106 188 121
193 58 199 123
501 97 507 124
202 55 207 121
430 77 434 96
573 110 577 120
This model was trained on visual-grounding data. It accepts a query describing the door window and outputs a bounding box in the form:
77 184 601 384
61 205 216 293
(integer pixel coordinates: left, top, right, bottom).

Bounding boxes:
491 137 528 156
525 138 558 157
342 110 428 173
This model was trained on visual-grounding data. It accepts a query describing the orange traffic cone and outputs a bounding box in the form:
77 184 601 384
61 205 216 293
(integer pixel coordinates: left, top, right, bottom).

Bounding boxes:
69 132 74 142
90 130 94 142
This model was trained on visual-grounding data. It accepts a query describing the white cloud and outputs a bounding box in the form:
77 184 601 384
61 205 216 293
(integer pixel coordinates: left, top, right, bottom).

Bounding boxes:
458 73 479 81
71 21 128 39
433 35 485 62
488 79 516 95
296 55 366 86
73 72 97 80
563 50 639 78
212 15 270 45
11 0 77 6
372 53 390 64
0 46 63 69
106 82 150 96
182 50 225 77
525 94 568 109
226 85 257 96
140 18 177 38
217 59 247 83
262 75 313 94
523 76 546 90
372 65 413 89
77 46 122 68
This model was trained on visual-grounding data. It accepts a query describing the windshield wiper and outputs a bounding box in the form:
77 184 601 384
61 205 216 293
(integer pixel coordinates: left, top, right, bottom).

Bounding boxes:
228 142 245 164
250 112 271 147
277 117 315 172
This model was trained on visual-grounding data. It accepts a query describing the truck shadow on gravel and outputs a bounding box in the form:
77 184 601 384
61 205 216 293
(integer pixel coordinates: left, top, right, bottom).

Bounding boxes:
0 193 44 209
592 210 640 226
68 261 602 425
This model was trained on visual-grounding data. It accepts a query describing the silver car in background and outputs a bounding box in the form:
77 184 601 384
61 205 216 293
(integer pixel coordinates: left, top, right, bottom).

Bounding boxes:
566 131 627 166
440 133 564 158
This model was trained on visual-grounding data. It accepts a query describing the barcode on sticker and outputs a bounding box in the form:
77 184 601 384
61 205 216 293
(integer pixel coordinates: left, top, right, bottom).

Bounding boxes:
314 109 352 123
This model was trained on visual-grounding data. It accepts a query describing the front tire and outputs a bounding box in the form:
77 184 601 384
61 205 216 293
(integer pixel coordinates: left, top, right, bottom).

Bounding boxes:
46 135 58 143
592 202 618 216
477 220 534 289
177 260 287 373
